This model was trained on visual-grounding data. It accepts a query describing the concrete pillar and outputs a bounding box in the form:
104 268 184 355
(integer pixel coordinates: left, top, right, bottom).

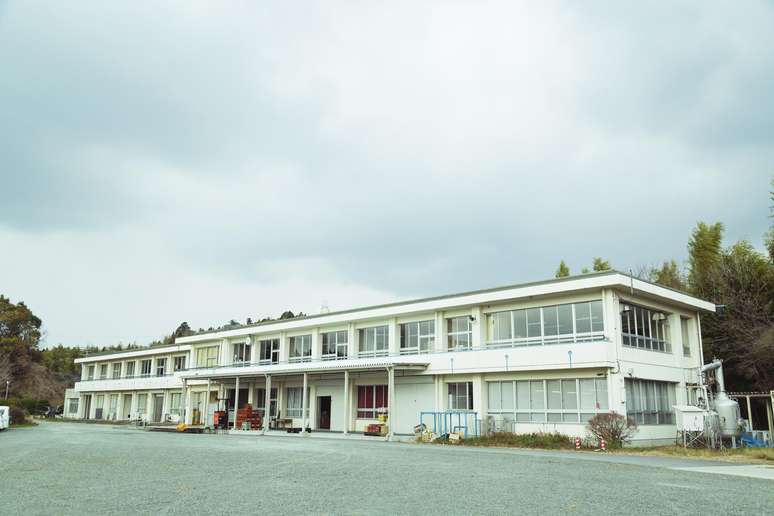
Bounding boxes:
184 385 193 425
204 379 211 427
247 381 255 407
766 396 773 440
343 370 349 435
180 380 187 423
301 372 308 433
309 383 317 430
311 328 321 361
388 317 399 356
234 376 240 429
433 376 442 411
347 324 357 359
279 332 289 363
262 375 271 433
471 307 485 349
746 396 753 431
220 338 230 367
435 311 446 352
146 392 153 421
387 367 395 440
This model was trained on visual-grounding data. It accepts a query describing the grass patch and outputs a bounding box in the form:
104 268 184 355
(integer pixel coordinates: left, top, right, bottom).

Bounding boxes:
611 445 774 464
443 432 575 450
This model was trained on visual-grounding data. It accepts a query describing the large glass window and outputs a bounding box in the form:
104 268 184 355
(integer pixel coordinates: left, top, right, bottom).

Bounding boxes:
321 330 348 360
109 394 119 416
233 341 251 364
289 335 312 363
140 359 152 377
196 346 219 368
169 393 181 416
125 361 135 378
488 378 608 423
259 339 280 365
488 300 604 347
285 387 310 418
155 358 166 376
447 317 473 350
400 320 435 354
621 304 671 352
625 379 675 425
681 318 691 357
358 326 388 358
448 382 473 410
68 398 79 415
255 387 278 418
95 394 105 419
357 385 388 419
112 363 121 379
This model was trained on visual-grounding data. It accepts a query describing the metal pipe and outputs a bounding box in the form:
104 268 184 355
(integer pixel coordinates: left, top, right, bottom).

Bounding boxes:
701 358 727 399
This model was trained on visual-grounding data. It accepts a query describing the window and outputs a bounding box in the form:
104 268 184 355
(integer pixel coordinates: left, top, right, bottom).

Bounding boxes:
285 387 310 418
109 394 118 416
448 382 473 410
125 361 135 378
621 304 671 352
488 378 608 423
112 363 121 379
156 358 166 376
99 364 108 379
447 317 472 350
68 398 79 415
358 326 388 358
400 320 435 354
289 335 312 363
173 356 186 371
233 341 251 364
259 339 280 365
196 346 219 368
169 393 181 416
255 387 278 418
625 379 675 425
87 365 95 381
357 385 388 419
489 300 604 348
136 393 147 415
140 359 152 377
322 330 348 360
681 318 691 357
95 395 105 419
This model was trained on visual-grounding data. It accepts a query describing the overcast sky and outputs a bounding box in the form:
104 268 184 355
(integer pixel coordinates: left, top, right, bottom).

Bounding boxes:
1 2 772 348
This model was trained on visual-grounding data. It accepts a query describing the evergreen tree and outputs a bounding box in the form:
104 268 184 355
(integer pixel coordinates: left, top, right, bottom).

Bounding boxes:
650 260 686 291
592 257 611 272
555 260 570 278
687 222 724 298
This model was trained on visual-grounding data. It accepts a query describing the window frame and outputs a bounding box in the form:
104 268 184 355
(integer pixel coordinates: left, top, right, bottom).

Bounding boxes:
259 338 280 365
288 334 312 363
621 303 672 353
155 358 166 377
321 330 348 360
447 382 474 411
195 346 219 368
357 384 388 419
173 355 186 371
111 363 121 379
232 341 252 364
140 359 152 377
125 361 135 378
488 378 609 423
358 326 389 358
447 316 473 351
400 320 435 355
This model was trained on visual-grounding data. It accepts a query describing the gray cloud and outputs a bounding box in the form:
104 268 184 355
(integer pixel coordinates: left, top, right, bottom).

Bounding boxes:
1 1 772 346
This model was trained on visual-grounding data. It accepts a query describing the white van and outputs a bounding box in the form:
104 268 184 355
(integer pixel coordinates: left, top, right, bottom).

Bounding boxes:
0 406 9 430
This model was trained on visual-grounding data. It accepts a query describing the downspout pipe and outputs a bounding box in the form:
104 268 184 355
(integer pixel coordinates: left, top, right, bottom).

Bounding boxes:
701 359 727 399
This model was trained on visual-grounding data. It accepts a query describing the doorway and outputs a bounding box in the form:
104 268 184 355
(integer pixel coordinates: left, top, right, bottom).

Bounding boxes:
317 396 331 430
152 394 164 423
82 395 91 420
122 394 132 419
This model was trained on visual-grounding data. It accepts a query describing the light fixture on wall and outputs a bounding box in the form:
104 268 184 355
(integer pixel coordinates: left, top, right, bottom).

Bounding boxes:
468 315 476 323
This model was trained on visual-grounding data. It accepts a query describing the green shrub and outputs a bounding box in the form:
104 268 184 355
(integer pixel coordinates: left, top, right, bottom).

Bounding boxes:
452 432 575 449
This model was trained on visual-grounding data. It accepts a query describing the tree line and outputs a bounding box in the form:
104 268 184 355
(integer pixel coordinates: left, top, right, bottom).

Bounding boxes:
554 179 774 392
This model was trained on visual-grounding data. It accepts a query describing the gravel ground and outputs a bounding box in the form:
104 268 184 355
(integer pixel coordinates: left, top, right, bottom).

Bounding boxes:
2 422 772 515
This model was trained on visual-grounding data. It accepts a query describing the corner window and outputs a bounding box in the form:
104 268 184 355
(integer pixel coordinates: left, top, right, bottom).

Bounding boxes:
621 304 671 352
322 330 348 360
400 320 435 355
447 382 473 410
447 317 472 350
289 335 312 363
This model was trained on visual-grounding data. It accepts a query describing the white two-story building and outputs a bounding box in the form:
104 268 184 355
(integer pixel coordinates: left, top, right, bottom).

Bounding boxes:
64 271 714 445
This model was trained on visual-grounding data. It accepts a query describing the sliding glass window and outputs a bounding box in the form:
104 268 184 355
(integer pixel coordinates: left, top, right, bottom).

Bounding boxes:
488 300 604 348
447 316 472 350
625 379 675 424
358 326 388 358
321 330 348 360
400 320 435 355
289 335 312 363
620 304 671 352
488 378 608 423
259 339 280 365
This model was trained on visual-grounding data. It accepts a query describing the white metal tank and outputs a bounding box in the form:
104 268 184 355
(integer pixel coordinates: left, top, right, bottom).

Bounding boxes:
714 396 742 438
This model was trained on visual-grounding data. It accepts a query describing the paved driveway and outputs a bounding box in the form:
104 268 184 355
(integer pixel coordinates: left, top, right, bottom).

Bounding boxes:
2 422 772 515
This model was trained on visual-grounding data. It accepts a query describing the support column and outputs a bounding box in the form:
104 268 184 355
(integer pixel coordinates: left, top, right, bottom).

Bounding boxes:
766 396 773 441
343 370 349 435
262 375 271 434
471 307 485 349
204 378 211 427
435 311 446 352
181 379 188 423
387 367 395 441
184 385 193 425
247 381 255 407
234 376 240 430
347 324 357 359
746 396 753 432
301 372 308 434
388 317 399 356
